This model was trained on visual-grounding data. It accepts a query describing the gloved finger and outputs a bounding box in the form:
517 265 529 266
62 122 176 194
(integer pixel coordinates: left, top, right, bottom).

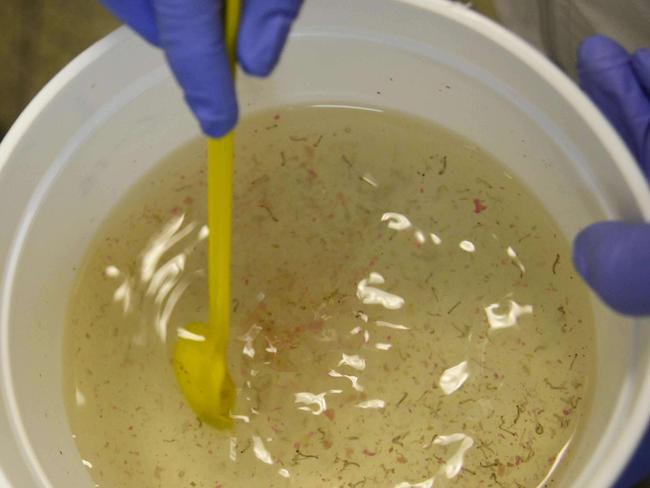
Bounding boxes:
238 0 303 76
573 221 650 316
632 48 650 103
100 0 160 46
578 35 650 176
631 48 650 172
152 0 237 137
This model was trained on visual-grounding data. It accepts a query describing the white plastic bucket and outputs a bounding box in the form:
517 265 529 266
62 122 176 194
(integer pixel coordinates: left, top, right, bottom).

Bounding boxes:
1 0 649 486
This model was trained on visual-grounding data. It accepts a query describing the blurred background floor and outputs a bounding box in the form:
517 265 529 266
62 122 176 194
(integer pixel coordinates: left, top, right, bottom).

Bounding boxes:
0 0 118 138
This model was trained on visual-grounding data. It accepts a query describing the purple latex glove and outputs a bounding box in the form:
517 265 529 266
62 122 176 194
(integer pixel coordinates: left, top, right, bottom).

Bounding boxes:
573 35 650 316
101 0 302 137
572 36 650 488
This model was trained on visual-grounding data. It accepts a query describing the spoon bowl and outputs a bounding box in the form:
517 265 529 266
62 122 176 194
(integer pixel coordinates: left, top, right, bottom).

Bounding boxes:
174 321 235 429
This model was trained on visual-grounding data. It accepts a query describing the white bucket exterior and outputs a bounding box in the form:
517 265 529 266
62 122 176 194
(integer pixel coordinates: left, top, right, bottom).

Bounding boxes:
0 1 649 486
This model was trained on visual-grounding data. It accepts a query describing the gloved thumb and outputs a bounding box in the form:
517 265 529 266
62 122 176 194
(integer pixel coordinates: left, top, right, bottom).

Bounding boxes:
573 221 650 315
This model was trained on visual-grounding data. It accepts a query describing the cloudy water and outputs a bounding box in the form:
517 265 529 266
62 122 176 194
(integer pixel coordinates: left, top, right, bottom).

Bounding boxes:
64 105 594 487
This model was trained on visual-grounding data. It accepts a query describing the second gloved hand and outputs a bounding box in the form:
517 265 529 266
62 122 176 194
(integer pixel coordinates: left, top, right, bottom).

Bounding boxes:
573 35 650 315
101 0 303 137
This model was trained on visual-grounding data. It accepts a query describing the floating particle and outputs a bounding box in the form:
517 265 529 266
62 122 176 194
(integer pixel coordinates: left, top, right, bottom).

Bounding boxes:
473 198 487 214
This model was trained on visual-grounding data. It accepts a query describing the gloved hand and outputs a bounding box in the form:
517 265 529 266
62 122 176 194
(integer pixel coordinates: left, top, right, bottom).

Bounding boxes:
573 36 650 488
101 0 302 137
572 35 650 316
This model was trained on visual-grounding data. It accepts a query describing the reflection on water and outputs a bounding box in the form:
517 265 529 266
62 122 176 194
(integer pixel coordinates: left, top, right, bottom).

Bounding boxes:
64 106 595 487
485 301 534 330
439 360 469 395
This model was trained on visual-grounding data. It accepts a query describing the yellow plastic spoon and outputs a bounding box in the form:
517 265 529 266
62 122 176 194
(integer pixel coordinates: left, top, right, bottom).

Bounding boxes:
173 0 241 430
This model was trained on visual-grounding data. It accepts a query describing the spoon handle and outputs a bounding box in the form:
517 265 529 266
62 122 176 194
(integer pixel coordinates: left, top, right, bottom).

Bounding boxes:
208 135 234 350
207 0 241 350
